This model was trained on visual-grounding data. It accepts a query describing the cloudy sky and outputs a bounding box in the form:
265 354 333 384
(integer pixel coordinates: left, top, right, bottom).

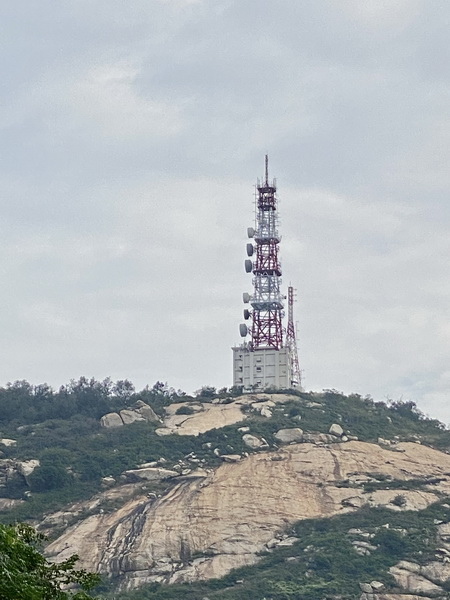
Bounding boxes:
1 1 450 421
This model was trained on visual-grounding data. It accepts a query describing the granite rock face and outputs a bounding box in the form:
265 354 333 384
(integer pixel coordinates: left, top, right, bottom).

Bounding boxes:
45 440 450 591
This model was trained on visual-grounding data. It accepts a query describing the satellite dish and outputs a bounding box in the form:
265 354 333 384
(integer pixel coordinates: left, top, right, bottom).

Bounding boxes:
246 243 254 257
247 227 255 238
242 292 250 303
244 259 253 273
239 323 248 337
243 309 250 320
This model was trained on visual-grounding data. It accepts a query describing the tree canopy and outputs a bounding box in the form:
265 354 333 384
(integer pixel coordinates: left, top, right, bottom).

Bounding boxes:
0 523 100 599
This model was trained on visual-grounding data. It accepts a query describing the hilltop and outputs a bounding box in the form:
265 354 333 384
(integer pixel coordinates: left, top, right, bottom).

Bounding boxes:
2 381 450 599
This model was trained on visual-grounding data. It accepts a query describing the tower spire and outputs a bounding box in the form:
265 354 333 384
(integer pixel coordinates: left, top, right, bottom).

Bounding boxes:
265 154 269 186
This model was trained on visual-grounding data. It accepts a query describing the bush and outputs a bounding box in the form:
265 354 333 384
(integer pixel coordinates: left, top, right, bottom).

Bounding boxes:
175 406 195 416
391 494 407 507
28 464 73 492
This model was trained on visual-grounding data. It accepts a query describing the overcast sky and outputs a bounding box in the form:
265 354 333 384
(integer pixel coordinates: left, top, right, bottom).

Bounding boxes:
1 1 450 421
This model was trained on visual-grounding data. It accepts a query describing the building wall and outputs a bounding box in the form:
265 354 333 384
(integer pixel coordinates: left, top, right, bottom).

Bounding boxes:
232 346 292 391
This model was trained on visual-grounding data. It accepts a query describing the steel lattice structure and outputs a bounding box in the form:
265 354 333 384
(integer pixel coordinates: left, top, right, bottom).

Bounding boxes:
243 156 284 350
286 286 302 387
235 156 302 391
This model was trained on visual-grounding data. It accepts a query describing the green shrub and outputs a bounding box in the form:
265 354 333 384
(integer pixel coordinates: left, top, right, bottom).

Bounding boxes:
28 464 73 492
175 406 195 415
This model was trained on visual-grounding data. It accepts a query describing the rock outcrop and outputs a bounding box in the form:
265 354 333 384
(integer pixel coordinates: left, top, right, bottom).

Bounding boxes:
45 440 450 591
100 412 124 428
100 401 160 428
155 393 297 436
274 428 304 443
0 458 40 504
389 561 447 597
122 467 178 483
242 433 268 449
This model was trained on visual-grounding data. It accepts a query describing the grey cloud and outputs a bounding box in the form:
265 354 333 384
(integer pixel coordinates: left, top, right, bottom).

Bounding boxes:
1 1 450 423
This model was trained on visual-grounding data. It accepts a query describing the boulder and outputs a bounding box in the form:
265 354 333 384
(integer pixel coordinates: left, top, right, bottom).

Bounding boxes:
155 428 175 436
242 434 268 450
349 528 366 535
390 562 445 596
123 467 179 482
303 433 336 444
438 522 450 539
221 455 241 463
134 402 161 423
329 424 344 437
360 583 374 593
0 438 17 447
352 541 377 552
415 560 450 586
370 581 385 591
101 476 116 487
119 410 146 425
16 459 40 478
0 498 24 512
260 407 272 418
342 496 365 508
100 413 124 428
277 537 299 547
378 437 391 445
274 428 304 443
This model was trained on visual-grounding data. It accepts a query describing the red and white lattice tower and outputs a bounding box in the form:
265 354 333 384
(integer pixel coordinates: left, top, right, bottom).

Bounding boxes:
232 156 301 392
245 155 284 350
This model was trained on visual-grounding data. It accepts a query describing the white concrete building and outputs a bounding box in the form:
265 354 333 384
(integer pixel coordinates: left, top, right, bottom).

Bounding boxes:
232 346 292 391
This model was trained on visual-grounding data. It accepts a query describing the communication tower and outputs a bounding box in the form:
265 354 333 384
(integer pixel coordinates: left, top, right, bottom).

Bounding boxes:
286 285 302 388
232 156 302 391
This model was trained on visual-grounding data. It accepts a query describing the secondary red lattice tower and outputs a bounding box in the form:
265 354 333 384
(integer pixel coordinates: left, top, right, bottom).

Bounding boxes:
286 285 302 387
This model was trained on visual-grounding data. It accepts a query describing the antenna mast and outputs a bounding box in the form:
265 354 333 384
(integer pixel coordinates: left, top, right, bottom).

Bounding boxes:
286 286 302 388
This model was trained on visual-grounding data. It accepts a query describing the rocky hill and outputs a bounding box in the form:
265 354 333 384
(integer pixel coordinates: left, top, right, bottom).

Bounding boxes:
2 384 450 600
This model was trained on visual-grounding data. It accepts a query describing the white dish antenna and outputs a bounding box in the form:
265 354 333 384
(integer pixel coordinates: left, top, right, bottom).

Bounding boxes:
239 323 248 337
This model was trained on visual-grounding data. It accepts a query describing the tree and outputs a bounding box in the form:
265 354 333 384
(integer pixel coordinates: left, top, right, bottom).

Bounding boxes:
0 523 101 599
195 386 216 399
28 464 73 492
